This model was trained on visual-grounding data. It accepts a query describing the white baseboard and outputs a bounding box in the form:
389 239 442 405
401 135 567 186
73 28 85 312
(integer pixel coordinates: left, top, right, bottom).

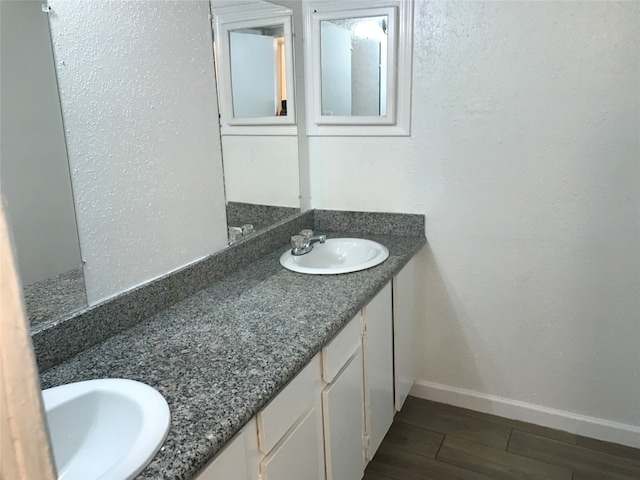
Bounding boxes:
410 379 640 449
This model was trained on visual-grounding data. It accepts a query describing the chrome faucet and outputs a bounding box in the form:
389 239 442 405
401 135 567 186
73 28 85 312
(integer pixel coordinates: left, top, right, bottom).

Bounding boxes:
228 224 255 245
290 229 326 256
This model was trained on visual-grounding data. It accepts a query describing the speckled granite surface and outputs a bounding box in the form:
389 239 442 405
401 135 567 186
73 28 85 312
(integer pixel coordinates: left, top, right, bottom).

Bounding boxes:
226 202 299 233
32 210 314 372
39 231 426 480
24 267 87 328
315 210 425 237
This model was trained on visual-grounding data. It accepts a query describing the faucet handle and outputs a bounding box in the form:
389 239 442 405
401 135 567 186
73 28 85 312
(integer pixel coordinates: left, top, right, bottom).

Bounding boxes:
291 234 305 250
241 224 254 236
228 227 243 244
300 229 314 239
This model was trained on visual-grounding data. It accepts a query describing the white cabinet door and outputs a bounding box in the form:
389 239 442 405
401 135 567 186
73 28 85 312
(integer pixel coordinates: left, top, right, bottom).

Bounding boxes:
393 256 418 411
322 348 365 480
260 406 322 480
362 282 394 460
196 419 259 480
196 432 248 480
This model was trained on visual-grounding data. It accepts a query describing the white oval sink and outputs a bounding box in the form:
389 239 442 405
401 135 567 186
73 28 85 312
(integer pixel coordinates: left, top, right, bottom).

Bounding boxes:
42 379 170 480
280 238 389 274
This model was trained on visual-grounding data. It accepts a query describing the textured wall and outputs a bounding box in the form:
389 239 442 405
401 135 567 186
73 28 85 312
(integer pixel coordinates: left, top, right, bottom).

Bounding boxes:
0 1 81 286
48 0 228 304
310 0 640 443
222 136 300 207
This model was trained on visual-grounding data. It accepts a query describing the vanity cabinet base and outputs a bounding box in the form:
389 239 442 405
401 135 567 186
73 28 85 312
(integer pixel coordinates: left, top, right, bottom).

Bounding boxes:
197 257 419 480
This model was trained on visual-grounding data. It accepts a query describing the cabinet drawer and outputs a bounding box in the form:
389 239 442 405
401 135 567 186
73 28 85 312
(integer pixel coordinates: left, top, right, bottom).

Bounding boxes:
257 354 320 454
321 315 361 383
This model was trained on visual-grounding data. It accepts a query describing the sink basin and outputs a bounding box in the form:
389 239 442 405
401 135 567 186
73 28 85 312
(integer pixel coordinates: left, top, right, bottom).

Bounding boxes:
42 379 170 480
280 238 389 274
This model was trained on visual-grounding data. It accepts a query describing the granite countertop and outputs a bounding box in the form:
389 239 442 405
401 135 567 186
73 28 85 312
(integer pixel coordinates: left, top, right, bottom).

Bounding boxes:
40 232 426 480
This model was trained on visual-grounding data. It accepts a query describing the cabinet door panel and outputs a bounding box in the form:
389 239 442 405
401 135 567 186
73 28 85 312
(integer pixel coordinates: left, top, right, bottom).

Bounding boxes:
260 407 321 480
322 348 365 480
393 256 418 411
362 282 394 459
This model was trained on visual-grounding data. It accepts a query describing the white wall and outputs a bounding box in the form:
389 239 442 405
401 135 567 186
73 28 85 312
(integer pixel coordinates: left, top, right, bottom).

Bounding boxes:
222 136 300 207
310 1 640 446
48 0 228 305
0 1 82 286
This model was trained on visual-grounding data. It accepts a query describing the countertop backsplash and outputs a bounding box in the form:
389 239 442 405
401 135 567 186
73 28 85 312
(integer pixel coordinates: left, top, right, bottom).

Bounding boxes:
33 209 424 373
32 210 315 372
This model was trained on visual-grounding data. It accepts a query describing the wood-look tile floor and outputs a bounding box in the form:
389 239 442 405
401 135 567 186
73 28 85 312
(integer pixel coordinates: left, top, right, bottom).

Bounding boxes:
364 396 640 480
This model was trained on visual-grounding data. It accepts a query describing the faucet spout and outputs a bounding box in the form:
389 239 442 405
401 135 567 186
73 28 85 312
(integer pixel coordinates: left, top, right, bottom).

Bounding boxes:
308 234 326 246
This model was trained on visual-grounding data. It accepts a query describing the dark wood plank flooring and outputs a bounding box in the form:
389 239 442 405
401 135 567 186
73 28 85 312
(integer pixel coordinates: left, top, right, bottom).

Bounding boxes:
364 396 640 480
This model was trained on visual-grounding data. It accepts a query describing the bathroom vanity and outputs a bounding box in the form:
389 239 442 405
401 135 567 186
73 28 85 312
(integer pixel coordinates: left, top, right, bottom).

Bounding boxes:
198 273 414 480
37 211 426 480
7 1 425 477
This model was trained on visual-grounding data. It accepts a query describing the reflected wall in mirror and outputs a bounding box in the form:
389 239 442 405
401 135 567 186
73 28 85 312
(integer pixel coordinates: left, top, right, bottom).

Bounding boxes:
211 0 301 243
48 0 228 306
0 0 87 327
321 16 388 117
222 134 301 236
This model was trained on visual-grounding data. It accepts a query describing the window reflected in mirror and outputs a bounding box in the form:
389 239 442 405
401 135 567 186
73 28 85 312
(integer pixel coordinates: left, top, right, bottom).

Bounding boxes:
320 16 388 117
229 25 288 118
212 3 296 133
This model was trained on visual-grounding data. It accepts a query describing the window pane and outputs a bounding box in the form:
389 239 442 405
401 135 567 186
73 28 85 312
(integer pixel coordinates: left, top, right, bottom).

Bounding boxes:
320 16 388 117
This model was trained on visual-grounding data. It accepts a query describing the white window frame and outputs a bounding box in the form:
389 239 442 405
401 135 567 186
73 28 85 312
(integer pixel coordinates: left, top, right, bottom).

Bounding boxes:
303 0 413 136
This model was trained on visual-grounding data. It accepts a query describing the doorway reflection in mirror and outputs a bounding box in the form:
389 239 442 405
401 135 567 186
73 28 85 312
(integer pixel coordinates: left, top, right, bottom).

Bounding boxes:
229 25 288 118
320 16 388 117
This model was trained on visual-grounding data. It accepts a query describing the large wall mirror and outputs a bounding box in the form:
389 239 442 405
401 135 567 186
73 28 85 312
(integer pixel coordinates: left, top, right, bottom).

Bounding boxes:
304 0 413 136
211 0 301 240
0 0 87 328
1 0 301 330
